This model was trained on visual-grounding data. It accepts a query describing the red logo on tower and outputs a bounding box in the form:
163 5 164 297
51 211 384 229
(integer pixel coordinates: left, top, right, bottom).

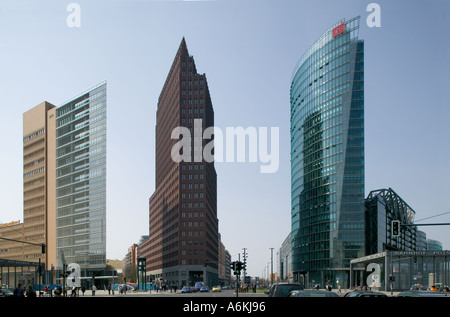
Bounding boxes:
332 22 346 38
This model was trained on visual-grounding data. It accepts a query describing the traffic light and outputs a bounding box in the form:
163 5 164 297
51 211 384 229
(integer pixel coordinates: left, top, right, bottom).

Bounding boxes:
235 261 242 275
41 244 46 254
392 220 400 237
231 261 242 275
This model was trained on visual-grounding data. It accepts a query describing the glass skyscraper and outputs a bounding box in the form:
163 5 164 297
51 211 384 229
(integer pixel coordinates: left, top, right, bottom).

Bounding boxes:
290 17 364 287
55 82 107 271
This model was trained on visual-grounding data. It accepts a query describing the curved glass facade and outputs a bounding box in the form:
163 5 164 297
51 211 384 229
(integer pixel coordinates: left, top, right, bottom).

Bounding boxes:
290 17 365 287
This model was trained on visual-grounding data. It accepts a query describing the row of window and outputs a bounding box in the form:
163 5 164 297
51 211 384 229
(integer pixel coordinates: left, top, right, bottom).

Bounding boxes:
181 79 204 86
181 164 204 171
24 167 45 179
181 183 204 190
181 89 204 96
181 221 204 227
181 193 204 199
181 173 204 180
182 99 205 105
181 202 205 209
24 128 45 143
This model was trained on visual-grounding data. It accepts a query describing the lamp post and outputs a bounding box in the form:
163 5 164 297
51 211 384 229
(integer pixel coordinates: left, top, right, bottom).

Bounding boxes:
270 248 274 286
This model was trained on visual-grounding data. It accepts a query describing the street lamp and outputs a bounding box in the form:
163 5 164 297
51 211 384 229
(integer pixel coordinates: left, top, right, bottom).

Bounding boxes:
270 248 274 286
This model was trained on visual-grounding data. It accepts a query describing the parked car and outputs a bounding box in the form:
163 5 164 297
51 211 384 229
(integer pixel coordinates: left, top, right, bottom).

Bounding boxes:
181 286 192 293
344 290 387 297
410 284 425 291
0 288 13 297
194 282 205 292
266 283 304 297
200 286 209 292
212 285 222 292
288 289 339 297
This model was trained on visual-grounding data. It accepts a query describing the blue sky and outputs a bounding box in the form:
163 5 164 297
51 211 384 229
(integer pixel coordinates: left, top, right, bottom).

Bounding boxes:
0 0 448 278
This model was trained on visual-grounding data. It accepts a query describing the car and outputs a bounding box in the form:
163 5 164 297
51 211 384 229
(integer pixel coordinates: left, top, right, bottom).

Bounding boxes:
194 282 205 292
212 285 222 292
397 291 450 297
288 290 339 297
200 286 209 292
266 283 304 297
410 284 425 291
344 290 387 297
0 289 13 297
428 285 439 292
181 286 191 293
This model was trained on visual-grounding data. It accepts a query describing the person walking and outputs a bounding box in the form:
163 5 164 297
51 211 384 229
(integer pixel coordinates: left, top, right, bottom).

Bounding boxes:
26 285 36 298
92 284 97 296
13 283 24 297
71 286 77 297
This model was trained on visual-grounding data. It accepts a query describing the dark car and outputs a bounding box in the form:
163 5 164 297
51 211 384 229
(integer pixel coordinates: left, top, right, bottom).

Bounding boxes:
181 286 192 293
344 290 387 297
266 283 304 297
0 289 14 297
288 290 339 297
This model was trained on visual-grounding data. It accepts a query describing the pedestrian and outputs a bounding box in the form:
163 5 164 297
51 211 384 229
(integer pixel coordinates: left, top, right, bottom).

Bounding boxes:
81 285 85 296
92 284 97 296
108 284 111 295
71 286 77 297
13 283 24 297
26 285 36 298
338 284 342 293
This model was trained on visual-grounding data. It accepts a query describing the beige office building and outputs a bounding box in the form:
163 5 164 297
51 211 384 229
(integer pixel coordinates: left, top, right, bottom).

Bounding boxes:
1 102 56 270
22 102 57 269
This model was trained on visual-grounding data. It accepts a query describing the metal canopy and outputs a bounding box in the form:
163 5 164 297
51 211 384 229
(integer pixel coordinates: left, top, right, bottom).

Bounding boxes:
0 258 43 267
367 188 416 224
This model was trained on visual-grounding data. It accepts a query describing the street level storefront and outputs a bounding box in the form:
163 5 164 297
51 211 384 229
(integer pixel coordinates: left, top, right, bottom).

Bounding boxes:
0 259 45 289
350 250 450 291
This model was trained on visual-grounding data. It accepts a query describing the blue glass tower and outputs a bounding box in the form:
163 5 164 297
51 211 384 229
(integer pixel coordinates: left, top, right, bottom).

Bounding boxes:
290 17 365 287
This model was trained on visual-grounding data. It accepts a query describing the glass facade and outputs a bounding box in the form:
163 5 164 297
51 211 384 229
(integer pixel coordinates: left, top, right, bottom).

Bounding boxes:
55 82 107 270
350 251 450 291
290 17 365 287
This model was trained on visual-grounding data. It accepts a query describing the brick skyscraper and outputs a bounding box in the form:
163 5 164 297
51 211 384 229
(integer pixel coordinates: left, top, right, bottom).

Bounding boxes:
140 38 219 287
